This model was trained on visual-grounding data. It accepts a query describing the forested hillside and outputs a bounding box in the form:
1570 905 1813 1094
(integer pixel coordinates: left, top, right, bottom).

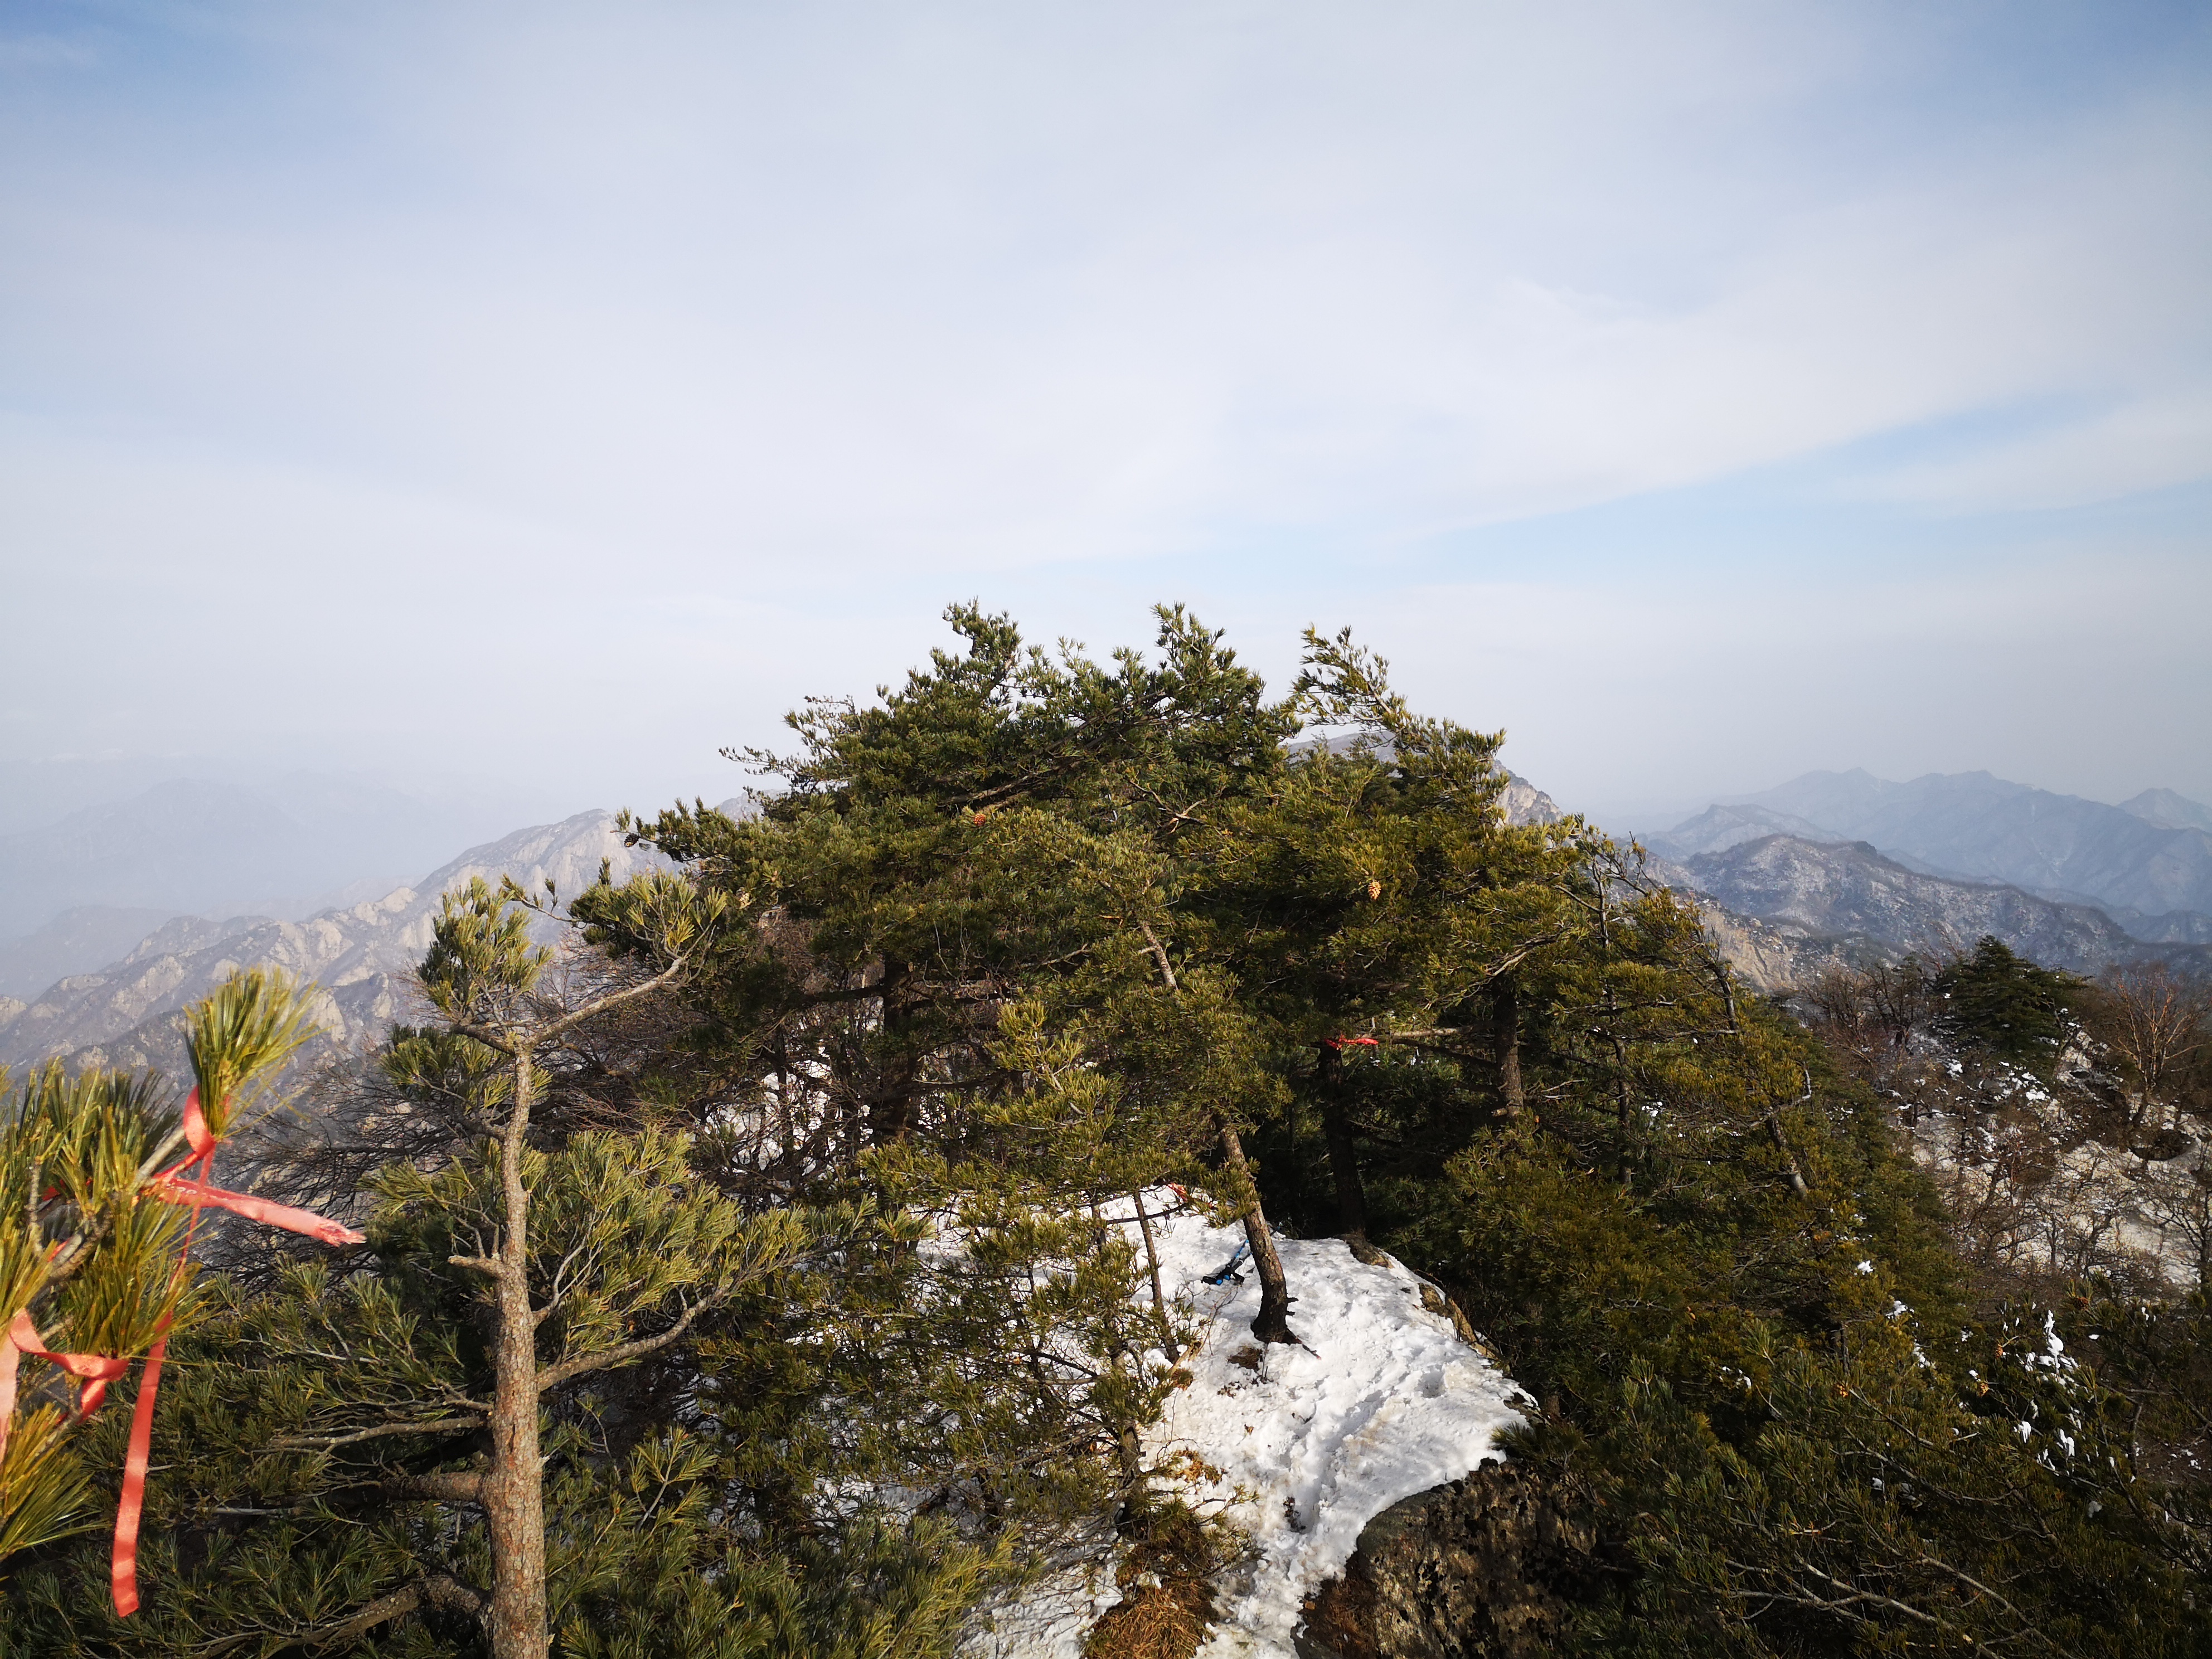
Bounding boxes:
3 608 2206 1658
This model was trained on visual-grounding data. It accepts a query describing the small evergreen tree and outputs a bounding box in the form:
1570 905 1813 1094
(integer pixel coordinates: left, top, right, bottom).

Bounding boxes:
1930 935 2083 1076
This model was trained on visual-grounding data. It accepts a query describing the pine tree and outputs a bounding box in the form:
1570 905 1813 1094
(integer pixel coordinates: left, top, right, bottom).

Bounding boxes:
621 603 1311 1362
1930 935 2083 1075
4 879 998 1658
0 970 348 1592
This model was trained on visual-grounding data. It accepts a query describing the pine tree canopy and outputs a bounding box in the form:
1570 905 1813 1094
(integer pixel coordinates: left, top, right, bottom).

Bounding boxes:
5 604 2207 1657
1929 935 2085 1074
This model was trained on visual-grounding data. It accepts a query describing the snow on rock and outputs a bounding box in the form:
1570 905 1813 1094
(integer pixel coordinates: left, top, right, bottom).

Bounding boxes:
972 1199 1529 1658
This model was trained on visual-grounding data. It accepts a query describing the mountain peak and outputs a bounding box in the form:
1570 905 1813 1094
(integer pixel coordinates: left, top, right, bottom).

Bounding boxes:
2120 788 2212 834
1670 769 2212 940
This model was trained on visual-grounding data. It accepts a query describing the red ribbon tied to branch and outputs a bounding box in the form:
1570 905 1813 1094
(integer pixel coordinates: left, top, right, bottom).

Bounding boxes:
1322 1036 1379 1051
0 1309 132 1426
147 1088 368 1249
0 1088 366 1616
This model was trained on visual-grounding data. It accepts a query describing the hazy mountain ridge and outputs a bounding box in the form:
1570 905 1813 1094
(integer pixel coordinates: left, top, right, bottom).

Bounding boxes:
0 905 179 1000
2121 788 2212 835
0 764 573 945
1631 770 2212 989
1698 769 2212 921
1639 802 1841 858
1650 834 2210 992
0 810 668 1077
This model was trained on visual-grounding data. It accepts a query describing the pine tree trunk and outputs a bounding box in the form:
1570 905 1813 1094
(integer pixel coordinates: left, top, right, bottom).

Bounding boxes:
869 955 920 1144
1132 1191 1177 1359
1316 1042 1368 1239
1490 978 1525 1117
485 1051 550 1659
1218 1123 1295 1345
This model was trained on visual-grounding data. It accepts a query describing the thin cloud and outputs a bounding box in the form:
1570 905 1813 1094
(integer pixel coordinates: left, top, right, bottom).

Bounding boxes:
1 1 2206 811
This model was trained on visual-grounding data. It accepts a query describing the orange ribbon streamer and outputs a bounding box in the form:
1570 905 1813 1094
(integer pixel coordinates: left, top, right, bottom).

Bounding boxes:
118 1089 366 1613
1322 1035 1379 1050
108 1326 169 1615
0 1310 132 1428
0 1313 136 1599
146 1090 367 1250
1 1089 366 1616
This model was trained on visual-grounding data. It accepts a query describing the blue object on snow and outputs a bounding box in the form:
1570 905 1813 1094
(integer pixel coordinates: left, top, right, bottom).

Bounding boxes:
1202 1241 1251 1285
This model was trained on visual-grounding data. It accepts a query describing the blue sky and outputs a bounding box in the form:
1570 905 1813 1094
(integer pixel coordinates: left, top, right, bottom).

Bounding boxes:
3 1 2208 826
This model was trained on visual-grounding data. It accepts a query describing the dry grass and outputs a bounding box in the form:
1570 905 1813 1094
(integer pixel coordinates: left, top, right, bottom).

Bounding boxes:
1083 1582 1210 1659
1083 1503 1221 1659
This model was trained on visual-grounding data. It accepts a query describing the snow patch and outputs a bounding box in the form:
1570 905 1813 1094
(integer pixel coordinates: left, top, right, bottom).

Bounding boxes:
971 1201 1528 1658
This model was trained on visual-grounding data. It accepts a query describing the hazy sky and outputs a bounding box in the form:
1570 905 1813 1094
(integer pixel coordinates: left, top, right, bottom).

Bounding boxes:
4 1 2208 827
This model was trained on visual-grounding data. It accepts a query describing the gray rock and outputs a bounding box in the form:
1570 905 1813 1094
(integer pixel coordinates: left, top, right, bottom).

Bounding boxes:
1296 1461 1598 1659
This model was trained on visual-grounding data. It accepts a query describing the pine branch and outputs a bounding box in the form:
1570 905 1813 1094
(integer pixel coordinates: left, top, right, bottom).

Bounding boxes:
182 1574 487 1657
534 1292 726 1393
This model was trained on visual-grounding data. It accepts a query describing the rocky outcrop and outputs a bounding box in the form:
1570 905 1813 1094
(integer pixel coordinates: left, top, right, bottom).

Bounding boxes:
1296 1462 1599 1659
1498 775 1560 828
1686 899 1890 995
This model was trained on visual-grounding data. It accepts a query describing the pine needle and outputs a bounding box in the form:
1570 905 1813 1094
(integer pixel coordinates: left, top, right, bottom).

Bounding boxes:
185 968 321 1138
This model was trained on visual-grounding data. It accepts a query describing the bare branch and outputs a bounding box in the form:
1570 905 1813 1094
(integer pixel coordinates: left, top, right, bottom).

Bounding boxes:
1136 921 1178 992
271 1414 485 1452
535 1293 724 1394
530 954 692 1047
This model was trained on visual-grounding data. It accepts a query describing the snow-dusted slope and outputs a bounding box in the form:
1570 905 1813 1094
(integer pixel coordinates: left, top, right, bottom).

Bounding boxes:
976 1204 1528 1659
0 810 673 1073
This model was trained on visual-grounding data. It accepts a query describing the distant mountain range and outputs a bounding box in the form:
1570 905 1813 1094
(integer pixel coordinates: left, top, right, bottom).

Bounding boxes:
1 761 2200 1080
1651 769 2212 934
1639 770 2212 991
1649 836 2208 984
0 811 674 1079
0 905 178 1000
0 763 570 945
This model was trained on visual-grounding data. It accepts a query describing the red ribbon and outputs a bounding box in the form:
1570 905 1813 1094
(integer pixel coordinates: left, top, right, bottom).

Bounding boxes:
146 1091 368 1250
0 1316 137 1602
0 1089 366 1616
106 1328 166 1614
1322 1036 1379 1050
0 1310 131 1426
